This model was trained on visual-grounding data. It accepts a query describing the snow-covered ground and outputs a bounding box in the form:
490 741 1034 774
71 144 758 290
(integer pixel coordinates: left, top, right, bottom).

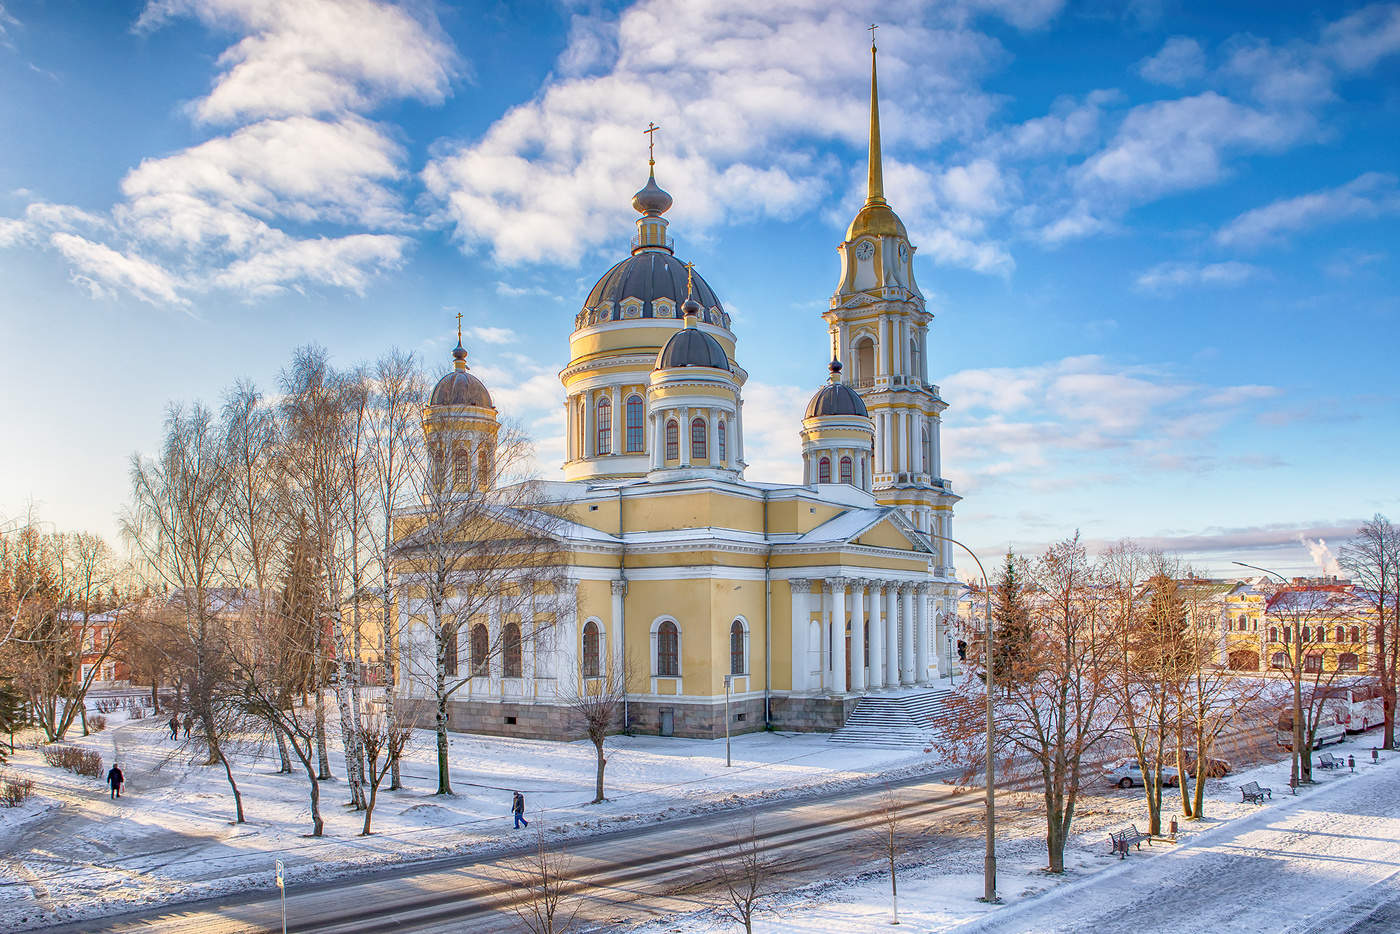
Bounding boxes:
628 729 1400 933
0 712 932 929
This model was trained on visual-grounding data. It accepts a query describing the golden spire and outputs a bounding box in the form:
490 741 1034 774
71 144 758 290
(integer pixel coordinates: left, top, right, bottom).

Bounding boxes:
644 121 660 175
866 24 885 206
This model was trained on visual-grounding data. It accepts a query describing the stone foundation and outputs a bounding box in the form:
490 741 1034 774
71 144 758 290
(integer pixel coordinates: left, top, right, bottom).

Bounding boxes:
402 692 860 740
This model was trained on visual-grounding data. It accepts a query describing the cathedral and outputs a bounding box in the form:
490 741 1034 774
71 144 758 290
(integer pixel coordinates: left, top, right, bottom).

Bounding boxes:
395 40 962 738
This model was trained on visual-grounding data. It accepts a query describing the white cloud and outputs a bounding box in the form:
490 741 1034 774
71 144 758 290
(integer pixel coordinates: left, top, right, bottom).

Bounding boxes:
1137 36 1206 86
210 232 407 296
1134 260 1260 292
1215 172 1400 247
465 326 517 345
1222 38 1334 106
1202 385 1281 406
991 89 1119 158
136 0 457 124
1077 92 1310 204
49 232 188 306
424 0 1014 274
0 215 30 247
1322 3 1400 72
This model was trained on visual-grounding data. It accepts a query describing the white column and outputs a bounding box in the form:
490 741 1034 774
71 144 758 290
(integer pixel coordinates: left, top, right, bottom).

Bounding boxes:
734 401 745 466
820 580 833 690
893 318 903 376
899 584 915 685
583 394 595 458
790 579 810 692
679 406 691 467
915 584 930 685
850 582 866 693
878 317 889 380
708 407 718 465
559 581 580 697
931 415 942 478
610 386 622 456
868 583 884 690
885 584 900 690
610 579 627 681
882 413 893 474
829 579 847 694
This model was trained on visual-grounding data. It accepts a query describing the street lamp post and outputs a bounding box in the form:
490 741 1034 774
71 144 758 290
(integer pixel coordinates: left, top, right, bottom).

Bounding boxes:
723 674 732 768
1234 560 1304 789
929 531 997 904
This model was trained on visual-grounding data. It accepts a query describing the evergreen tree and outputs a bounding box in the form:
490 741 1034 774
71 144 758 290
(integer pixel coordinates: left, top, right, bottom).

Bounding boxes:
992 550 1034 687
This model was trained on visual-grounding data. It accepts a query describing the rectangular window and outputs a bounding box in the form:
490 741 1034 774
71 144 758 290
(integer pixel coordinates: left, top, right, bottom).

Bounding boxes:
626 396 645 452
596 397 611 455
691 417 707 461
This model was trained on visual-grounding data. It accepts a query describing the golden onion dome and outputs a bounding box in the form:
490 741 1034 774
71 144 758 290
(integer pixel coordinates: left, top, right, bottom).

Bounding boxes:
845 200 908 241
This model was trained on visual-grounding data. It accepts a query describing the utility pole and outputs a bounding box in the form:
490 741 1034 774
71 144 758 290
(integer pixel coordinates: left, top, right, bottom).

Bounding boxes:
928 532 996 903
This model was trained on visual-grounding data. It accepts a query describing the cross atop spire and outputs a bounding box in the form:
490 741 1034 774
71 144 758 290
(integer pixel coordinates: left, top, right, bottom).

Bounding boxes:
456 310 463 344
868 22 877 48
644 121 660 172
452 311 468 370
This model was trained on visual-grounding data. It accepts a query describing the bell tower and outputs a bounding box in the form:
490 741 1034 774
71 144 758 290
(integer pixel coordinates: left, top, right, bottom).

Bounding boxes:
825 33 958 559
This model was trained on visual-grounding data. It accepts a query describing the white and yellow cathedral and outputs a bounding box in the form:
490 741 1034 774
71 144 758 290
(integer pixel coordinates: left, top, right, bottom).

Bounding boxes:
395 42 962 738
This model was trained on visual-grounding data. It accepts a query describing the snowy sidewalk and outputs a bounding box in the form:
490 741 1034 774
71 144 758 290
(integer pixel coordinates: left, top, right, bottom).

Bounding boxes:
958 750 1400 933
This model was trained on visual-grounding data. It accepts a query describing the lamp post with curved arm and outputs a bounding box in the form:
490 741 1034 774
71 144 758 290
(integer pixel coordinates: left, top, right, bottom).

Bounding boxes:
929 530 997 904
1235 560 1305 789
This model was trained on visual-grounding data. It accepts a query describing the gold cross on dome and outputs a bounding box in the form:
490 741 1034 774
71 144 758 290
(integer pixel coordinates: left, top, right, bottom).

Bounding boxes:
644 121 660 167
681 261 695 295
455 310 463 344
869 23 877 48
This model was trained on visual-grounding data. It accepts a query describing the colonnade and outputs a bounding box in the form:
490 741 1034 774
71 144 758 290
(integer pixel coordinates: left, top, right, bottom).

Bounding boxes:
789 577 939 694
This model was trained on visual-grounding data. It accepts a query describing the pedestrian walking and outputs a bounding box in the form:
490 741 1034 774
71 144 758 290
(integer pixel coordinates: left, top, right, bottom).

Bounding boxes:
106 763 124 800
512 791 528 829
182 714 192 739
168 716 179 740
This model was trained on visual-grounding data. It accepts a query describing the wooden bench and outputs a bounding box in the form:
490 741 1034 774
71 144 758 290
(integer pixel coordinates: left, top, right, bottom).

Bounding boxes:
1108 824 1151 858
1240 781 1272 804
1317 753 1342 770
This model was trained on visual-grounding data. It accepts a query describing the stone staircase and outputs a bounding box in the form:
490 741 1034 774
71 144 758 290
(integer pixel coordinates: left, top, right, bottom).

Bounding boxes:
828 688 955 748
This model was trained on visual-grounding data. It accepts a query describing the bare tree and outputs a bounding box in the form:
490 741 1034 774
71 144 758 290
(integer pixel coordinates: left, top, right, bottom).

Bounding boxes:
1339 515 1399 749
507 827 578 934
396 414 568 796
567 657 629 804
356 702 414 835
940 534 1118 873
1264 582 1348 785
222 380 294 774
279 347 368 809
366 349 423 790
124 403 246 823
870 789 906 926
1173 576 1270 819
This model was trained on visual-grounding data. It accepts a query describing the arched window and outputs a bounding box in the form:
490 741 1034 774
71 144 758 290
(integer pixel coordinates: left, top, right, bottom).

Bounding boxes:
909 337 920 381
1270 651 1286 669
718 419 727 463
854 337 875 386
470 623 489 676
1304 653 1323 673
691 417 707 461
1336 626 1345 641
1283 626 1291 643
839 456 853 484
1339 652 1359 671
433 446 447 489
1253 620 1259 631
444 621 459 677
1351 626 1361 642
582 621 601 678
596 396 612 455
1302 626 1311 643
503 622 522 678
921 425 930 472
453 447 470 488
730 620 746 675
1317 627 1326 643
665 419 679 461
477 445 492 489
818 457 831 483
657 621 679 677
626 395 645 452
1268 627 1277 642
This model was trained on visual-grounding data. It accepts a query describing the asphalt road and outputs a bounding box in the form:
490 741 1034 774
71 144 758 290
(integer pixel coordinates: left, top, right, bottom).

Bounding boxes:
39 764 978 934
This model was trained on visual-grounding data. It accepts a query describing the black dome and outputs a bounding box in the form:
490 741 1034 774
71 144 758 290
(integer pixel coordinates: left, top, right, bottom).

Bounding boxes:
805 382 867 418
430 371 493 408
655 328 731 371
582 253 726 324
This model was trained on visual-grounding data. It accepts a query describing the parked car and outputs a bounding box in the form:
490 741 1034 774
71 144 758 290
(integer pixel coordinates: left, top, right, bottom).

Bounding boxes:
1183 756 1233 778
1103 758 1179 789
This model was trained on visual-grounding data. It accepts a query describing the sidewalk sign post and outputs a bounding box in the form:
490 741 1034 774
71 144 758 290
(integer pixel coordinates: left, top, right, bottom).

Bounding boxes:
723 674 732 768
276 858 286 934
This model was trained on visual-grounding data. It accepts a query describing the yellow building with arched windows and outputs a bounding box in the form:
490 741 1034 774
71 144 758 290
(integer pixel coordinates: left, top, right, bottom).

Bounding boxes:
394 41 962 739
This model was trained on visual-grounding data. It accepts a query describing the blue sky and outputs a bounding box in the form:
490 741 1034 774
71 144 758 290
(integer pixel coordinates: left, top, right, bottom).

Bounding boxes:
1 0 1396 578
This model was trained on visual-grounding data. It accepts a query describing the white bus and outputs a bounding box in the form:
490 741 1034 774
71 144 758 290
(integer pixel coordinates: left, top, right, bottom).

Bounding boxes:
1275 708 1346 750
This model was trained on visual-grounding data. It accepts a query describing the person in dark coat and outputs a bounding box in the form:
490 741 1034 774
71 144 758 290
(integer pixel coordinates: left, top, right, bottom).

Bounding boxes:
182 714 192 739
169 716 179 740
512 791 528 829
107 763 124 799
